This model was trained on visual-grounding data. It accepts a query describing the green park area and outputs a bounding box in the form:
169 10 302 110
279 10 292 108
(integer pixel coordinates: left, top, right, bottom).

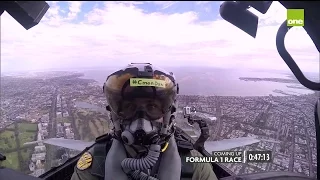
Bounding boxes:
18 122 38 132
1 152 19 169
0 130 16 151
21 148 33 163
0 122 37 171
5 124 15 130
19 131 37 145
74 110 110 141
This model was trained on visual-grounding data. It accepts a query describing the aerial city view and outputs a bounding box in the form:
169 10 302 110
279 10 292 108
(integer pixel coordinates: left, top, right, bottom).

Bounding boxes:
0 69 318 177
0 1 319 180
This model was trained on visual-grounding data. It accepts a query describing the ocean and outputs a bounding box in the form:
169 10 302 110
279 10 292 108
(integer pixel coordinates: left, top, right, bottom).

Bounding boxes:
80 67 315 96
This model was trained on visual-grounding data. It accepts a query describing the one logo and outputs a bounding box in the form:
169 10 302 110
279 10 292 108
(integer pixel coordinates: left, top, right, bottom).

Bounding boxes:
287 9 304 27
130 78 166 88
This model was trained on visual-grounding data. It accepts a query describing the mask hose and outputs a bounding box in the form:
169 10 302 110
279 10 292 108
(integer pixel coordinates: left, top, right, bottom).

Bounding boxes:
121 144 161 171
129 170 158 180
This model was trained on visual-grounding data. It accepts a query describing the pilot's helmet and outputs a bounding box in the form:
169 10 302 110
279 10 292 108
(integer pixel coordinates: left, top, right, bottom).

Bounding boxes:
103 63 179 121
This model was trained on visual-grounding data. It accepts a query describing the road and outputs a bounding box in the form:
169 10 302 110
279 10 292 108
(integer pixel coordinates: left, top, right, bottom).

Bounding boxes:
13 122 23 170
45 89 58 170
66 99 80 140
213 96 222 140
48 88 58 138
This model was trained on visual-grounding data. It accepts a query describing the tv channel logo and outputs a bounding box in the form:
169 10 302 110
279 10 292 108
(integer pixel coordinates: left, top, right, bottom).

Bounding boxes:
287 9 304 27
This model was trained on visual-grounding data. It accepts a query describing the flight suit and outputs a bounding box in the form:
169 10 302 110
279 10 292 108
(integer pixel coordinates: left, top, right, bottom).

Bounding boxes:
71 145 218 180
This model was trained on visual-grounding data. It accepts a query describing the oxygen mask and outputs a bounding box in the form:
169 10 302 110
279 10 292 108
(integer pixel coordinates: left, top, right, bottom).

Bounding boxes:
117 99 164 146
121 116 162 146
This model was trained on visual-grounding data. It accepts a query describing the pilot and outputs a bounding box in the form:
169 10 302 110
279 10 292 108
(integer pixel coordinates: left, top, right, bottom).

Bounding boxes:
71 63 218 180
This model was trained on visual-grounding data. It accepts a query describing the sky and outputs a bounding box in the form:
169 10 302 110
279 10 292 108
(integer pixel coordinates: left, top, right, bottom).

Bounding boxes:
1 1 319 74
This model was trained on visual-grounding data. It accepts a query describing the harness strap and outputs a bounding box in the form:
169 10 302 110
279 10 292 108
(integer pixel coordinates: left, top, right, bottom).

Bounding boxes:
88 134 113 179
175 131 194 179
150 153 162 178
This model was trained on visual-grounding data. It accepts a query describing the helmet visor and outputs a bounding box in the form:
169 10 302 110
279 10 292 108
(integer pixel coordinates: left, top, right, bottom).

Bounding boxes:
104 71 177 120
106 88 175 120
119 98 165 120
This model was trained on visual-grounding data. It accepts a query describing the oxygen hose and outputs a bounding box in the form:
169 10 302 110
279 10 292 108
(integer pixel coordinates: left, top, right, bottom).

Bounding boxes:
129 170 158 180
121 144 161 174
104 137 181 180
104 140 161 180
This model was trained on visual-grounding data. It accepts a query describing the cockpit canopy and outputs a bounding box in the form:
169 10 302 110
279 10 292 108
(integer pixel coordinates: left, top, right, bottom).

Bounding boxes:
0 1 49 30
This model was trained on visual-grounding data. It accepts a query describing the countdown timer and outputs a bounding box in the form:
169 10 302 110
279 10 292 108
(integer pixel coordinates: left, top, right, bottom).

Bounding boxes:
246 151 272 163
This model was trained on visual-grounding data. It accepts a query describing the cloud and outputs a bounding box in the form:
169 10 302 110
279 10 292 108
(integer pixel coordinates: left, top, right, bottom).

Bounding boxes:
195 1 211 5
151 1 178 9
1 1 319 75
66 1 83 20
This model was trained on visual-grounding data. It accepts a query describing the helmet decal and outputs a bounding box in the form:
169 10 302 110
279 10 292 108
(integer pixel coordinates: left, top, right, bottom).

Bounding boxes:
130 78 166 88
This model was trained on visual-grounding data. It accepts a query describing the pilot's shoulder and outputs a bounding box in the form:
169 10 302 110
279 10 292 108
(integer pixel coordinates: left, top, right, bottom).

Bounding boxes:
75 134 113 176
189 149 204 157
95 133 113 144
74 148 96 172
87 133 113 157
72 165 99 180
188 150 217 180
189 150 214 170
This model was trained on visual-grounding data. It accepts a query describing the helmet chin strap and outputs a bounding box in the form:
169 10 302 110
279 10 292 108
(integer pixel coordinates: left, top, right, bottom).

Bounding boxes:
160 112 171 135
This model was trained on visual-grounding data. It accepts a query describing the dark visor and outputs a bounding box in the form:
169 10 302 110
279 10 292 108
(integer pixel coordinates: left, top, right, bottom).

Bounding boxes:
105 74 177 120
118 98 165 120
